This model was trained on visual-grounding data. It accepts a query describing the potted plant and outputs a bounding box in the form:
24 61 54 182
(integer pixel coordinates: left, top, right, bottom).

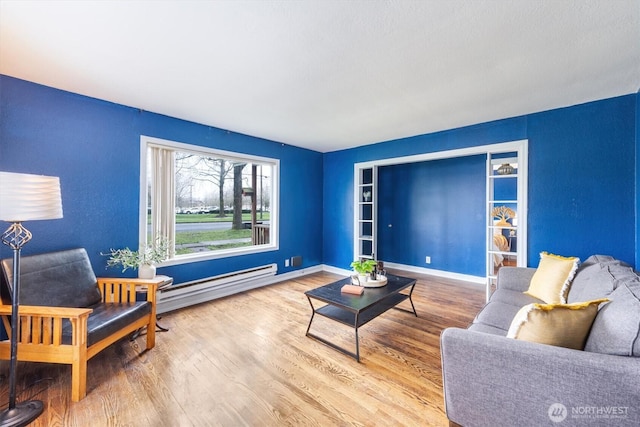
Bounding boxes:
350 259 378 284
103 238 170 279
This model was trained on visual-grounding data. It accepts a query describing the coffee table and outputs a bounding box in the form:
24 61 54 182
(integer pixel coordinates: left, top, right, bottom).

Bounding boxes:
304 274 417 361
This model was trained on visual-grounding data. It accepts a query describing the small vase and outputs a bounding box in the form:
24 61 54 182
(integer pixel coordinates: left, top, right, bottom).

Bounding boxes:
138 264 156 279
358 274 369 285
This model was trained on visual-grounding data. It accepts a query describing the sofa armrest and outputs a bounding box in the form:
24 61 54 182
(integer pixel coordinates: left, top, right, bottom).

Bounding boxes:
441 327 640 426
496 266 536 292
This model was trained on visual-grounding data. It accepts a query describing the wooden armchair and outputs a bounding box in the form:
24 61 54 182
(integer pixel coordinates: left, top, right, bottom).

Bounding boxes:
0 248 162 401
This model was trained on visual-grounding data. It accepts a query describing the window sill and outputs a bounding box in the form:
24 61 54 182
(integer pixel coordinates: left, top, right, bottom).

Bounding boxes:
158 243 278 267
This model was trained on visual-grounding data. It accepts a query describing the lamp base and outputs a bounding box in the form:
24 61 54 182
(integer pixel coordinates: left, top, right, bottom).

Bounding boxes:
0 400 44 427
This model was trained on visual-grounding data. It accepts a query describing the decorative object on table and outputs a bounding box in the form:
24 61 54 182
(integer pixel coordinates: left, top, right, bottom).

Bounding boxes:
496 163 514 175
341 284 364 295
350 258 378 285
360 276 388 288
377 260 385 276
362 190 371 202
0 171 63 427
103 237 170 279
491 205 515 227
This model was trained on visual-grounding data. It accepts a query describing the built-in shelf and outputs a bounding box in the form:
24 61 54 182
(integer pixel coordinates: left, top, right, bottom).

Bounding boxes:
351 140 527 295
354 166 377 260
487 149 527 302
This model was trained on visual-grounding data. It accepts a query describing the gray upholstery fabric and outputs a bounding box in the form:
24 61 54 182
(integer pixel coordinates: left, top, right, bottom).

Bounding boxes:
585 281 640 356
441 256 640 426
496 266 536 292
441 328 640 426
472 289 541 334
489 288 541 307
1 248 101 308
467 322 506 336
473 300 525 331
581 254 618 267
568 259 637 303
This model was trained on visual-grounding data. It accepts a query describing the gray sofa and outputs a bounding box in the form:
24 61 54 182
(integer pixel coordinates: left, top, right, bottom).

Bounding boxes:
441 255 640 426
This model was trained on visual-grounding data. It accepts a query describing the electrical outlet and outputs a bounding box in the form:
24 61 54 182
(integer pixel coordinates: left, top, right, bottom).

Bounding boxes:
425 256 431 264
284 259 290 267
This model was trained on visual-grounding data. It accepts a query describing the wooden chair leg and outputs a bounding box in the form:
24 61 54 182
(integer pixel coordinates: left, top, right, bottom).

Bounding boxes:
71 351 88 402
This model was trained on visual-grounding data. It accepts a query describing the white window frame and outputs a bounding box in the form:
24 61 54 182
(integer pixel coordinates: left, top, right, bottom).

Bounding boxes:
139 135 279 267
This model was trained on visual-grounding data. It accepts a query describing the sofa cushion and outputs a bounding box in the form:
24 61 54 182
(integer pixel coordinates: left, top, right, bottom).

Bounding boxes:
467 323 508 336
1 248 102 308
489 288 542 307
584 281 640 356
525 252 579 304
473 300 528 332
506 299 608 350
568 255 636 303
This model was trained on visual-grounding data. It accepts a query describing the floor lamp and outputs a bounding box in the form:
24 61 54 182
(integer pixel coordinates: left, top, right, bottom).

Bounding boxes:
0 172 63 427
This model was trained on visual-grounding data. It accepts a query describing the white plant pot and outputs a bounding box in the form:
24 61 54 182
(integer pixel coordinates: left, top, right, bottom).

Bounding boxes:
138 264 156 279
358 274 369 285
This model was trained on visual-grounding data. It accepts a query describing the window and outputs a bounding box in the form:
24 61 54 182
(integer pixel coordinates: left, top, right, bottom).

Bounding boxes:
140 136 279 265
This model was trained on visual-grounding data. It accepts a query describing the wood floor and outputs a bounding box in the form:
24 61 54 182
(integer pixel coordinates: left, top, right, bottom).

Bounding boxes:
0 270 484 427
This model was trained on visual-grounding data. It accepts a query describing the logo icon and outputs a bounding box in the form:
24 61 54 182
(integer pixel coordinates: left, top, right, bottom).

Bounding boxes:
549 403 567 423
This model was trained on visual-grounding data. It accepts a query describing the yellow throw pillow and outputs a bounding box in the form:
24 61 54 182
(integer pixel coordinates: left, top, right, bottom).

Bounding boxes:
525 252 579 303
506 299 609 350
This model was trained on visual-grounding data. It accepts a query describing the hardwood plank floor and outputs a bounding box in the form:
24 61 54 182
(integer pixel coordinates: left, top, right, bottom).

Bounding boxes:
0 270 484 426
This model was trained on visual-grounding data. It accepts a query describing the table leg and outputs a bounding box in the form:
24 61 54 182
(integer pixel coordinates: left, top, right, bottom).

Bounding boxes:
407 283 418 317
305 296 316 336
354 312 360 362
305 296 360 362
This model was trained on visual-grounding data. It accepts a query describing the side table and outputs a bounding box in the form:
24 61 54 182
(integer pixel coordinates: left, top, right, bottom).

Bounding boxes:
133 275 173 337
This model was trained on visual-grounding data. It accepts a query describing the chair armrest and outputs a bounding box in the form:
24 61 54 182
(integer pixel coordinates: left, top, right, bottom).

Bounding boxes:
0 304 92 346
0 304 92 318
441 328 640 426
496 266 536 292
96 277 159 304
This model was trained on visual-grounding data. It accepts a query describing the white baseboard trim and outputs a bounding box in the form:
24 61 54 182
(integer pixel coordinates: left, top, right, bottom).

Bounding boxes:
158 262 482 314
321 264 353 277
315 263 484 285
157 265 324 314
381 262 486 285
273 265 325 281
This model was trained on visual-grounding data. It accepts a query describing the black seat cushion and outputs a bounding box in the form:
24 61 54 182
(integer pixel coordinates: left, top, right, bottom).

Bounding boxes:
62 302 151 347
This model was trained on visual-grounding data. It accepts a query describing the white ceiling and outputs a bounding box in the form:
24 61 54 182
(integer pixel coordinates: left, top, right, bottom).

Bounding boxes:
1 1 639 153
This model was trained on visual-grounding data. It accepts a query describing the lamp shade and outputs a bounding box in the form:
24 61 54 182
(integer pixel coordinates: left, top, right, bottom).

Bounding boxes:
0 172 63 222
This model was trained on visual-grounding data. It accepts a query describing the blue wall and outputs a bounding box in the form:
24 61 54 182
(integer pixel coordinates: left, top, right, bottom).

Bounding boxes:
324 95 637 273
1 75 637 281
378 155 486 275
0 75 324 283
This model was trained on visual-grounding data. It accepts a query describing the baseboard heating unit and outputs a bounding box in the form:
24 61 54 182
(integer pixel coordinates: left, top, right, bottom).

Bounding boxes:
157 263 278 314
